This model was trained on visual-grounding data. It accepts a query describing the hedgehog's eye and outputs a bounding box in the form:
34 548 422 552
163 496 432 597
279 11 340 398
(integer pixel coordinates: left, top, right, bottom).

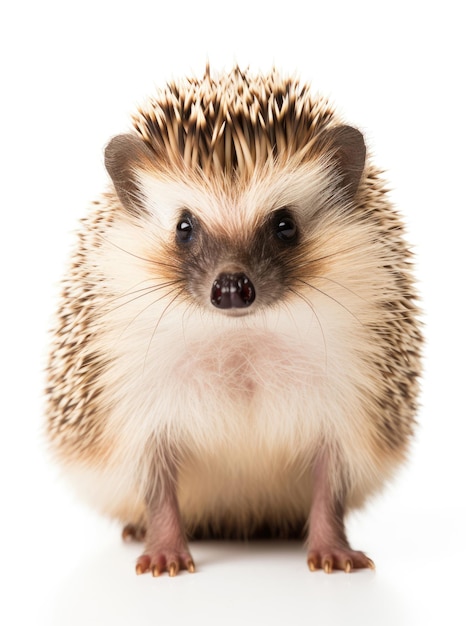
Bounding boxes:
176 214 194 243
274 210 298 243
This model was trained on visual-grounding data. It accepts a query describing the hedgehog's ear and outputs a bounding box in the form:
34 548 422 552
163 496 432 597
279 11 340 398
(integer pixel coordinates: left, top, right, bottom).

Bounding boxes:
105 133 155 217
316 125 366 200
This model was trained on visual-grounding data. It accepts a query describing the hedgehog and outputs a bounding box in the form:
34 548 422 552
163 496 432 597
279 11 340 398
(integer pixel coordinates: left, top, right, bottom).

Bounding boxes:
46 66 422 577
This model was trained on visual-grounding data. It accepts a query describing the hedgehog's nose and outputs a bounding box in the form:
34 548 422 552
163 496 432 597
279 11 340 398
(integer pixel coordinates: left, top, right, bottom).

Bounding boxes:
211 272 256 309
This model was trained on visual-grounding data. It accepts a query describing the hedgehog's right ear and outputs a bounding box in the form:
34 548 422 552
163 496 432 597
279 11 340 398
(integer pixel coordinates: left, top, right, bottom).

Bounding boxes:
105 133 155 217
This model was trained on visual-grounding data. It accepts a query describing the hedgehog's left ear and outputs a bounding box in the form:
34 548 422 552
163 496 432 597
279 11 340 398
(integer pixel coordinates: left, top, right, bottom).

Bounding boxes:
105 133 156 217
316 125 366 200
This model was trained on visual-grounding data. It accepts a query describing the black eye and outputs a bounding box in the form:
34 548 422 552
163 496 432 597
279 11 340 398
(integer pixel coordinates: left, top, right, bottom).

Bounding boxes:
274 210 298 243
176 214 194 243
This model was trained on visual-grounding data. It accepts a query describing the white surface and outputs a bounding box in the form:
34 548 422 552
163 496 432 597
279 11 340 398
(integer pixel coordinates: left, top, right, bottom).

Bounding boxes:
1 1 465 625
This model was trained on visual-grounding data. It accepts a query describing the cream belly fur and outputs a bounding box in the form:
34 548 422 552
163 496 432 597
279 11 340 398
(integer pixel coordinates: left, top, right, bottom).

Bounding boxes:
62 309 391 534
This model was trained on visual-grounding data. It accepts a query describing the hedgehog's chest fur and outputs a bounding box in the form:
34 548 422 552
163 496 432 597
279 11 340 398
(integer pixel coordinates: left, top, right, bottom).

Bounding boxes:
71 313 363 532
105 307 331 450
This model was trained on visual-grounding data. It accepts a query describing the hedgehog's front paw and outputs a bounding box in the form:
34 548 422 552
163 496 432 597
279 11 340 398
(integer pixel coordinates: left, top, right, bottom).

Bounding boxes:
135 547 195 577
307 546 375 573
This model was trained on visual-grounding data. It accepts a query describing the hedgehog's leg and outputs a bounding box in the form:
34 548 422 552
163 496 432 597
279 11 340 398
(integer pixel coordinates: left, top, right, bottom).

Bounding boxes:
306 451 375 573
135 466 195 577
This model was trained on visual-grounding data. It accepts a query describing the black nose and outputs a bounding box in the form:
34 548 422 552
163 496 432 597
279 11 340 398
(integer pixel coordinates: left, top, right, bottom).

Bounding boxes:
211 272 256 309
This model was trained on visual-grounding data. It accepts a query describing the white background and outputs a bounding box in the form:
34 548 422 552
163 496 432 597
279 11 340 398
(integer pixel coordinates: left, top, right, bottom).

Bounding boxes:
1 1 465 624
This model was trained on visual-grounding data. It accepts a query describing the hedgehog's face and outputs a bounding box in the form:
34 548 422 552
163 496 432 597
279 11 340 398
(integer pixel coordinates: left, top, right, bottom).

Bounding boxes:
170 203 301 314
104 126 366 317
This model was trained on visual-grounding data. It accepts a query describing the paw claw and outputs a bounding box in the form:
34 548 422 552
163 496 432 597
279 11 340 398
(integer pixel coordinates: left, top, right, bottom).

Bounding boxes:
135 555 150 575
168 562 179 577
307 547 374 573
136 550 194 578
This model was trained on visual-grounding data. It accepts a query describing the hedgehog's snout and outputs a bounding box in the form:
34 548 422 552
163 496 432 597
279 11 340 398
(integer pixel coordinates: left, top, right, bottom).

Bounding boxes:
211 272 255 309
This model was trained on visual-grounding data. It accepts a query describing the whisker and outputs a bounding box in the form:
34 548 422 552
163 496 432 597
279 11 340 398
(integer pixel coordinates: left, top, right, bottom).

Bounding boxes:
296 278 364 327
117 283 184 342
106 278 159 301
306 275 368 303
143 287 185 373
99 234 180 272
281 299 307 341
288 288 327 369
296 274 415 324
180 300 201 346
104 281 182 315
295 243 364 267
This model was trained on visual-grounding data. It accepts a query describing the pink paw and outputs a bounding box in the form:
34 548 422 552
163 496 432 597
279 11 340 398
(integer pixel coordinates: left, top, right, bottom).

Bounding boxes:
307 547 375 573
135 549 195 577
